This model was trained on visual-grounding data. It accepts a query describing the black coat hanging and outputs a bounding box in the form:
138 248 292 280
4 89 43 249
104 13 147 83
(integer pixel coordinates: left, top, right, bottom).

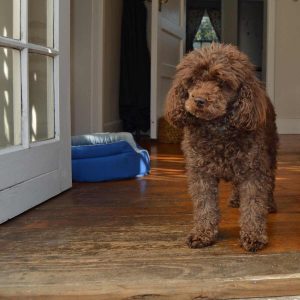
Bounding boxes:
119 0 151 133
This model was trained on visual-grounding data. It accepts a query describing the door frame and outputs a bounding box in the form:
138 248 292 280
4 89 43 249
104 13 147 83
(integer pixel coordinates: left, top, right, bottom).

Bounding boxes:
58 0 72 191
266 0 300 134
265 0 276 104
150 0 159 139
90 0 104 133
150 0 186 139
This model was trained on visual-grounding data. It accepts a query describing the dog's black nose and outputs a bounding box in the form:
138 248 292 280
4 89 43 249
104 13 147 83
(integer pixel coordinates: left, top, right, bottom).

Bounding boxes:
195 98 207 107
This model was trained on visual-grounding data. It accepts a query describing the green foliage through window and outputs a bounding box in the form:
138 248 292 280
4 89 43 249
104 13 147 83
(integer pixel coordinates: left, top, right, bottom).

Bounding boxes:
193 10 219 49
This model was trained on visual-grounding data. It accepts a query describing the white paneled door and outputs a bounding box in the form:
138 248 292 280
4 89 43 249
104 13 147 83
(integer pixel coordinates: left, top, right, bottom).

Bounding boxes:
150 0 186 139
0 0 71 223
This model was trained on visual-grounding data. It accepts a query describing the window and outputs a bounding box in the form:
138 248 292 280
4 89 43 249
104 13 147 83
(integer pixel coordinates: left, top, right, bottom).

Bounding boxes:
193 10 219 49
0 0 58 151
186 0 221 53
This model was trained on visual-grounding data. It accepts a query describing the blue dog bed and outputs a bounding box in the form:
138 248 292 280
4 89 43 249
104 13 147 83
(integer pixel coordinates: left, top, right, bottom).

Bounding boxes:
71 133 150 182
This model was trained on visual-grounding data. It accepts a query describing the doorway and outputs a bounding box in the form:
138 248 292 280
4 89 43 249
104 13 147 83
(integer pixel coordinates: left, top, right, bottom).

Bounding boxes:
186 0 221 52
186 0 266 80
119 0 151 137
71 0 284 138
238 0 265 80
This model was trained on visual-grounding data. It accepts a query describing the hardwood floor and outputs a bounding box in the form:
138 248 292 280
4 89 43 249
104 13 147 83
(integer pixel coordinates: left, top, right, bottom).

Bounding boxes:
0 135 299 299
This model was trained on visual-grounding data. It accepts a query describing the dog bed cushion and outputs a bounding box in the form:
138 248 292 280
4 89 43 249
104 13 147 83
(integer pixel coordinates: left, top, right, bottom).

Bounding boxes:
71 132 150 182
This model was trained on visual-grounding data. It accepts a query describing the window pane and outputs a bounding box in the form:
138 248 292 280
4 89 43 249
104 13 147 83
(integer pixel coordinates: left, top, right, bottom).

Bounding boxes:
29 53 54 143
193 11 220 50
0 0 20 39
0 47 21 149
28 0 54 47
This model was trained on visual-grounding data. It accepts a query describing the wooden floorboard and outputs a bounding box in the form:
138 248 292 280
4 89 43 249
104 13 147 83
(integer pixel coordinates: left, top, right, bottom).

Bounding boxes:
0 135 299 299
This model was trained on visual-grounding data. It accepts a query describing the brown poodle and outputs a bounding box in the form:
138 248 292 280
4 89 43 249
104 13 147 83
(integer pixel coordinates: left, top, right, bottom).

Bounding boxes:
165 44 278 252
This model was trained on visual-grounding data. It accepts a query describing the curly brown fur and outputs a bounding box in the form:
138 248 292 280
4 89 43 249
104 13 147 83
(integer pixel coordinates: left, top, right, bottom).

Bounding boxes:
165 44 278 252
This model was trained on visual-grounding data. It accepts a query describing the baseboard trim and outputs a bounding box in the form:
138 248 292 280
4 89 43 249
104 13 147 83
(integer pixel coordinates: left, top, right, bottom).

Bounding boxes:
103 120 123 132
277 118 300 134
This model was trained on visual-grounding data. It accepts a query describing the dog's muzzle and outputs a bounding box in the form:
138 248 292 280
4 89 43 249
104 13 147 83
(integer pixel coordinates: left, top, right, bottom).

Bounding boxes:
195 98 207 108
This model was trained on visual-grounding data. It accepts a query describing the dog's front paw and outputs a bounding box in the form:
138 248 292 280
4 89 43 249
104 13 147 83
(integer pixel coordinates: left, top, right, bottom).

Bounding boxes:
240 232 268 252
228 198 240 208
186 229 217 249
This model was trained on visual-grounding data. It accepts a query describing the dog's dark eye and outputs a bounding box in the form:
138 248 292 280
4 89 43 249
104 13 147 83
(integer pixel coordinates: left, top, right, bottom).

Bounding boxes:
218 81 231 90
181 89 189 100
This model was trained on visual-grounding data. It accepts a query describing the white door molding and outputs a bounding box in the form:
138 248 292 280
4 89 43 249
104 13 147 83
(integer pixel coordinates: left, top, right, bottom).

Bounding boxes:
90 0 104 132
150 0 186 139
266 0 276 104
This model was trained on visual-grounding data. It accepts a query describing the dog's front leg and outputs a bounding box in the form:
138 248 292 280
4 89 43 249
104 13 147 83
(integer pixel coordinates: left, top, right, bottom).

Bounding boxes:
186 171 220 248
239 177 269 252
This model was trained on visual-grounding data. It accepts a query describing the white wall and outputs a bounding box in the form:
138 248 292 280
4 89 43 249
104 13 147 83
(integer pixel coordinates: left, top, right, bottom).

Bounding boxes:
273 0 300 133
71 0 123 135
221 0 300 133
102 0 123 132
71 0 93 135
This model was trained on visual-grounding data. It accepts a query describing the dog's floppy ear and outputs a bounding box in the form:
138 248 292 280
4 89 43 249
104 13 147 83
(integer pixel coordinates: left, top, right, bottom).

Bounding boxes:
164 78 190 128
165 49 204 128
230 80 268 131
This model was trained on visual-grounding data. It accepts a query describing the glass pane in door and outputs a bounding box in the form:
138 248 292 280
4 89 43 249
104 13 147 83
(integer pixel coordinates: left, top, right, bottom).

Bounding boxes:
0 47 21 149
29 53 54 143
0 0 20 39
28 0 54 47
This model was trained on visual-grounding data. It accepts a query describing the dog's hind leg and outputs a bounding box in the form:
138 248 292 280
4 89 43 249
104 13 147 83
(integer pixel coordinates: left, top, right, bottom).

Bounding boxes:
267 173 277 213
268 194 277 213
186 170 220 249
228 183 240 208
230 181 277 213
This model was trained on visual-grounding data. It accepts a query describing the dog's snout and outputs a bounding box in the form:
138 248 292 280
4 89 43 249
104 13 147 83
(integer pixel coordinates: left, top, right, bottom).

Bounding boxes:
195 98 207 107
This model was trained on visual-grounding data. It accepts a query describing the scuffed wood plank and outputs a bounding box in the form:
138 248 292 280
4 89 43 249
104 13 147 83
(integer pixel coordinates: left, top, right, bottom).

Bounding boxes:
1 276 300 299
0 253 299 297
